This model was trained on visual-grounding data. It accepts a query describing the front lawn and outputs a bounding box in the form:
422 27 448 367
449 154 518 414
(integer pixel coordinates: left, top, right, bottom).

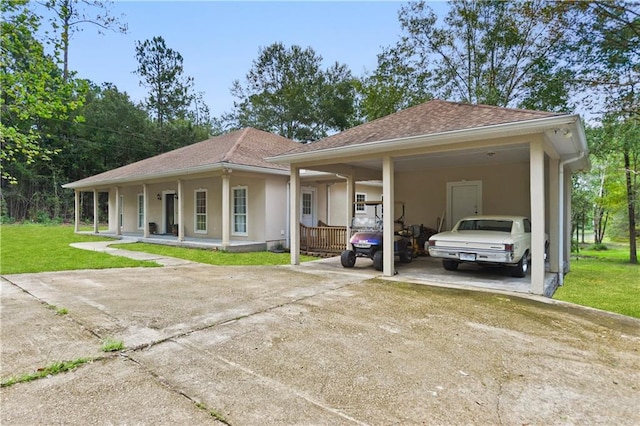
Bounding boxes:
110 242 316 266
554 243 639 319
0 224 158 274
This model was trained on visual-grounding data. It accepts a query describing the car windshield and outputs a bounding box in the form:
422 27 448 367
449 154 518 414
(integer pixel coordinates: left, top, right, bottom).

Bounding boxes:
457 219 513 232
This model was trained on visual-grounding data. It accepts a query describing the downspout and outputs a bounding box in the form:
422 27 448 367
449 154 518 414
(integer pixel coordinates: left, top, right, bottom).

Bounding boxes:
286 181 291 249
558 151 586 285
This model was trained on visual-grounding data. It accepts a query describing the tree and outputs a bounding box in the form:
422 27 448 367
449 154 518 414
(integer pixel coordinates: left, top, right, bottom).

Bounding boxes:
41 0 127 82
0 0 84 185
568 1 639 263
134 36 194 127
227 42 356 142
361 0 574 115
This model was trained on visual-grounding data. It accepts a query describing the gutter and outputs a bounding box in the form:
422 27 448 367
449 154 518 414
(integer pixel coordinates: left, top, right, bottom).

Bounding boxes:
558 151 586 285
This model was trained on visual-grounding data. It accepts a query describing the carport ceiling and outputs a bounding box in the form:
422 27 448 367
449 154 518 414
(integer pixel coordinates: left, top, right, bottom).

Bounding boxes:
348 143 530 173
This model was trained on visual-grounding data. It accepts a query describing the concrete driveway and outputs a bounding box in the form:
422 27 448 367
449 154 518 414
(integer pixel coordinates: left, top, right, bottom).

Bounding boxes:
2 261 639 425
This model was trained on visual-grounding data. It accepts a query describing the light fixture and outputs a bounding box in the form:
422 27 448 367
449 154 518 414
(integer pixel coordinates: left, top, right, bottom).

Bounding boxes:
174 194 178 201
156 193 161 200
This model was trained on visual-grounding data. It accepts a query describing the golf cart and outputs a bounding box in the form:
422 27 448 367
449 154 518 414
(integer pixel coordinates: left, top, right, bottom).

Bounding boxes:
340 201 413 271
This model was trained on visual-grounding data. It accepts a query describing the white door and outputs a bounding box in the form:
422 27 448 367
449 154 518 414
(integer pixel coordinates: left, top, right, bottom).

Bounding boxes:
447 181 482 229
300 189 315 227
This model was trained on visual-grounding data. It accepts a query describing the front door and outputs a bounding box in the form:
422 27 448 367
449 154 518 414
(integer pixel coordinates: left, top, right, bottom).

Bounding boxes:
300 189 315 227
164 193 176 234
447 180 482 230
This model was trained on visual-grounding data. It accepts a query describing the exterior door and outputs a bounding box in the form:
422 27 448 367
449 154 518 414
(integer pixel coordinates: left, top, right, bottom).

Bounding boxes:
300 189 315 227
164 193 176 234
447 181 482 230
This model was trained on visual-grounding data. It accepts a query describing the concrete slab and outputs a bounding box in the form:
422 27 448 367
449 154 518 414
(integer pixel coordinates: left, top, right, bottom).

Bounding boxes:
2 265 639 425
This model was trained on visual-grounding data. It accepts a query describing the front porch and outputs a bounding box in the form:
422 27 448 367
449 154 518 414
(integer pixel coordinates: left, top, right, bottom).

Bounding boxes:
78 231 267 252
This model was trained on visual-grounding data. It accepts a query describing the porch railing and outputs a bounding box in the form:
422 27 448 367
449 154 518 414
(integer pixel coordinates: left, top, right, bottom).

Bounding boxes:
300 223 347 254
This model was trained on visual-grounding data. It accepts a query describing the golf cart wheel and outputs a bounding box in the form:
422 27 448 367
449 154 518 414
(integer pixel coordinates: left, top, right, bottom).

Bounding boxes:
340 250 356 268
511 251 529 278
399 246 413 263
442 259 459 271
373 251 383 271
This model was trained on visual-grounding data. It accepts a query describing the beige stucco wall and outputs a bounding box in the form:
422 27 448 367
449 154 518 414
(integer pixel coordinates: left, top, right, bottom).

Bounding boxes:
395 162 531 231
326 182 383 226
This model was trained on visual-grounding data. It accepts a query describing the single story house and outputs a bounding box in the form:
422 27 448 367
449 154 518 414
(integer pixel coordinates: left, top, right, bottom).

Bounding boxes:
269 100 589 295
62 127 381 251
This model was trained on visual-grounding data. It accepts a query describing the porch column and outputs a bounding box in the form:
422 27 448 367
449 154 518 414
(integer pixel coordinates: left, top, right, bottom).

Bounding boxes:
345 174 355 247
177 179 184 242
548 158 560 274
290 165 301 265
221 169 231 249
93 189 99 233
115 186 121 236
74 190 80 232
382 156 395 277
530 141 546 295
143 184 149 238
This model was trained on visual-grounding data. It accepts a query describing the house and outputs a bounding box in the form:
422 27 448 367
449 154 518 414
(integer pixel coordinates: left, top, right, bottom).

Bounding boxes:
62 127 381 252
269 100 589 295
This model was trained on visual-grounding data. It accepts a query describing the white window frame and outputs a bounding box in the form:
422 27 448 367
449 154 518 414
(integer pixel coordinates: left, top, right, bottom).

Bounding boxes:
194 189 207 233
232 186 248 236
355 192 366 214
137 193 144 230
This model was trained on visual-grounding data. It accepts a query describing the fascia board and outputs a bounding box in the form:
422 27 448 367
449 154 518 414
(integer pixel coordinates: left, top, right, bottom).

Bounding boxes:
267 115 582 165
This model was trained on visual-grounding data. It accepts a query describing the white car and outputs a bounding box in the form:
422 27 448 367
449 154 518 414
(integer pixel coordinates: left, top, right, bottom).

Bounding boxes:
427 216 547 278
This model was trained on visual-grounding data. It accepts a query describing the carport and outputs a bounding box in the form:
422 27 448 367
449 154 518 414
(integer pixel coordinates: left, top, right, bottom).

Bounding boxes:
269 100 589 296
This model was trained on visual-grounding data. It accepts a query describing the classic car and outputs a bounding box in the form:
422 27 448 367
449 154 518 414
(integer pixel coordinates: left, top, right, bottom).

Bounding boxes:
427 215 547 278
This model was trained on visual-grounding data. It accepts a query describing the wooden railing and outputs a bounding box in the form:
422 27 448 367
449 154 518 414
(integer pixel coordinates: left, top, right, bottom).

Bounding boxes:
300 223 347 254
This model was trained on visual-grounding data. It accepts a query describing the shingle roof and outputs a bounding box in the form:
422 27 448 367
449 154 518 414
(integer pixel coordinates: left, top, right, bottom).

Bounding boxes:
280 100 564 155
65 127 300 187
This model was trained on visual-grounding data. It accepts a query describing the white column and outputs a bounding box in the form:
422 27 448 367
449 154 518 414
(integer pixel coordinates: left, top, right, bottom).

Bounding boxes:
289 165 301 265
115 186 121 236
548 158 559 274
177 179 184 242
530 141 546 295
382 156 395 277
143 184 149 238
345 175 355 247
74 190 80 232
221 170 230 249
93 189 99 233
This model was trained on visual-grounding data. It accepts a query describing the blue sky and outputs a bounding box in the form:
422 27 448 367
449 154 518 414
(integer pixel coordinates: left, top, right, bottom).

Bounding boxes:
50 1 447 118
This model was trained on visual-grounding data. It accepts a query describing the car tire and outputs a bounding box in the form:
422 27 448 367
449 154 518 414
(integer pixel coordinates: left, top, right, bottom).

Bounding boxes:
373 250 383 271
399 245 413 263
340 250 356 268
511 251 529 277
442 259 459 271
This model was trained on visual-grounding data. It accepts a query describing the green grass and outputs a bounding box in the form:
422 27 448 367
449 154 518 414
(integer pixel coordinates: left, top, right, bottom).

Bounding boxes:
0 224 159 274
554 243 640 318
101 338 124 352
1 358 91 387
111 242 316 265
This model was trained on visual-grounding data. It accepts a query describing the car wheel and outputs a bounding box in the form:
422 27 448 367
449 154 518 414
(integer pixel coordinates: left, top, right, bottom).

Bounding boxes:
442 259 459 271
340 250 356 268
373 250 383 271
511 252 529 277
399 245 413 263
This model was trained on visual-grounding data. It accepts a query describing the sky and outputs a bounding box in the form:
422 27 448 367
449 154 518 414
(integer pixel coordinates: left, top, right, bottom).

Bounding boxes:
40 1 448 118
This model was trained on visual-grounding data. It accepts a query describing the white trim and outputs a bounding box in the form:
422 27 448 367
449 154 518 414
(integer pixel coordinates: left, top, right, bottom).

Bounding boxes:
137 193 144 230
232 185 248 236
355 192 366 214
194 189 207 233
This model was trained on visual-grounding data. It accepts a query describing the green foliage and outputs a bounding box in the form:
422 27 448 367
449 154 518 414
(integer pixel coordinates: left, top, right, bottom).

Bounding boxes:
1 358 91 387
590 243 608 251
101 338 124 352
227 42 357 142
110 242 316 266
554 244 639 318
0 224 159 274
360 0 574 116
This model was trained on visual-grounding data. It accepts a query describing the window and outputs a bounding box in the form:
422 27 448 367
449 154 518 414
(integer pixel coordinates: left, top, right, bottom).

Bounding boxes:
195 190 207 233
302 192 312 215
233 186 247 235
119 195 124 228
137 194 144 229
355 193 366 213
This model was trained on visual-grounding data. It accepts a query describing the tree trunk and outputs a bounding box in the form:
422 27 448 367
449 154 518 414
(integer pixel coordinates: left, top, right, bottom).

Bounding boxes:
624 151 637 263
